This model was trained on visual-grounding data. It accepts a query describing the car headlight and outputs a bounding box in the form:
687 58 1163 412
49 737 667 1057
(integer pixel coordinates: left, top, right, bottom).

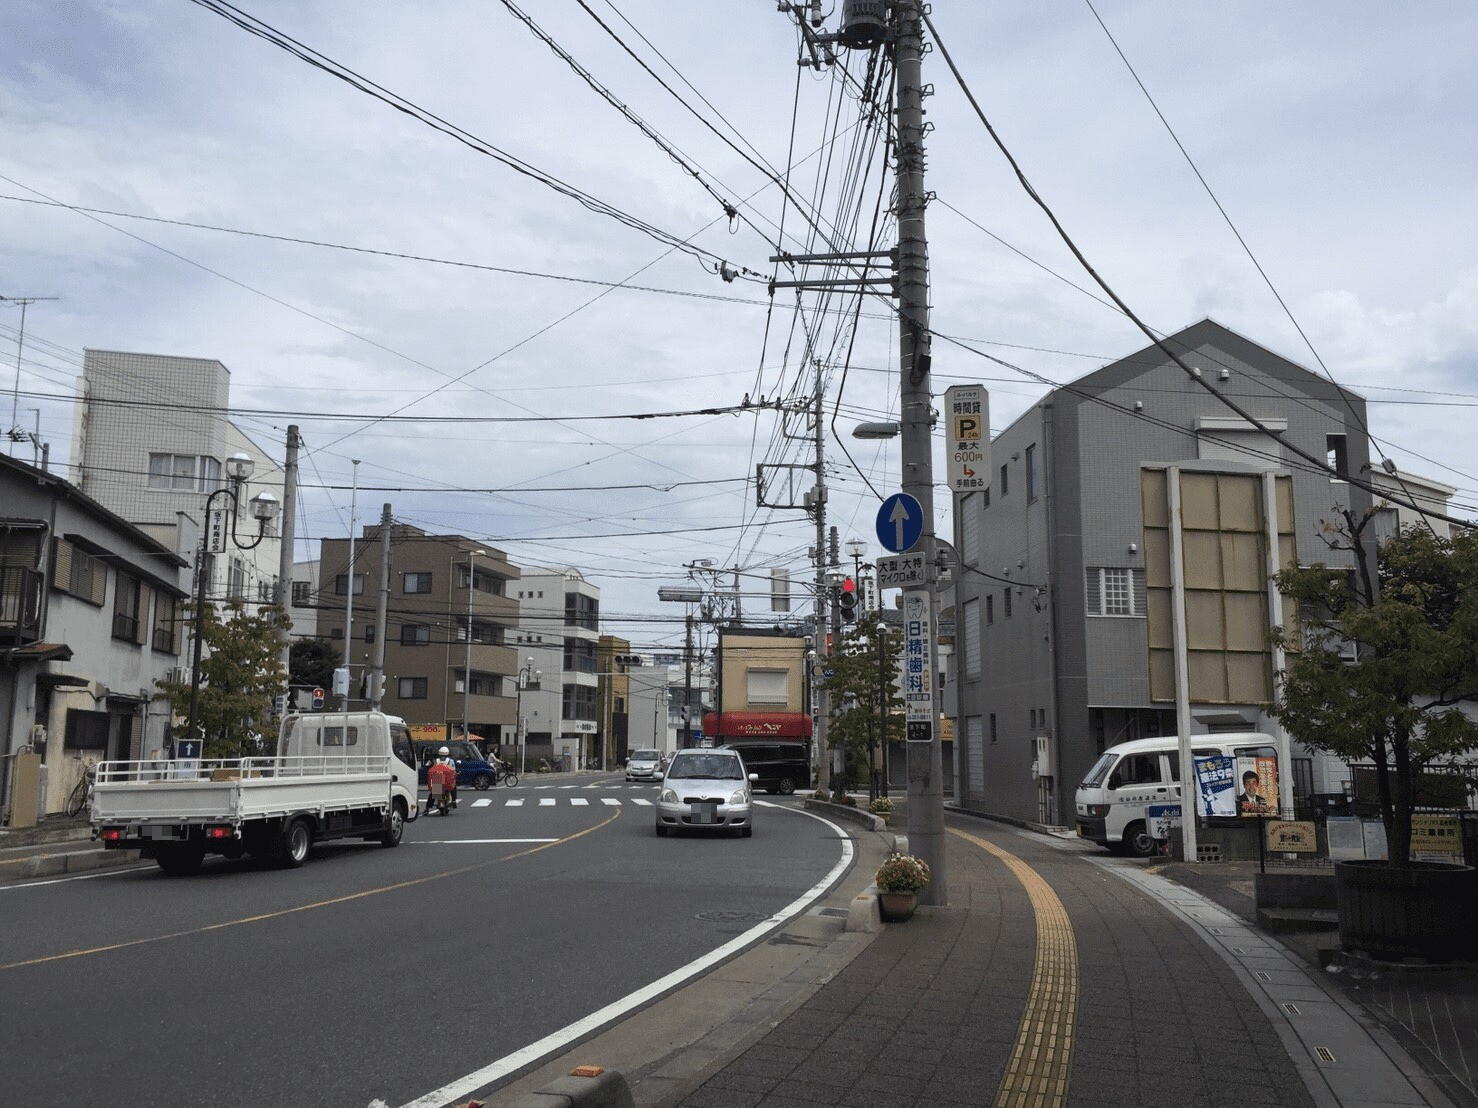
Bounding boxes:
659 788 677 804
729 788 748 805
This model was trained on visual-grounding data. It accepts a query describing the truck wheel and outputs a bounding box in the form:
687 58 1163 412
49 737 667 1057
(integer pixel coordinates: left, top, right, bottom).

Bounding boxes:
156 842 205 877
276 818 313 868
379 803 405 848
1122 821 1157 858
472 773 492 791
776 776 796 796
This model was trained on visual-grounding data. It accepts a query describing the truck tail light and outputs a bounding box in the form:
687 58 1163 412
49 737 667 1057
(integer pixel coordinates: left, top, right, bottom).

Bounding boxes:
205 825 235 840
100 828 125 843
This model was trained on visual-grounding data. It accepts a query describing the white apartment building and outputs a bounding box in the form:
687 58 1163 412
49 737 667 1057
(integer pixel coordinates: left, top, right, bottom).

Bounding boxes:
512 567 600 767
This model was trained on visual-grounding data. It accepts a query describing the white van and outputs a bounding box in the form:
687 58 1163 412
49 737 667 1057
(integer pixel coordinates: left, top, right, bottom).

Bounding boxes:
1074 732 1283 857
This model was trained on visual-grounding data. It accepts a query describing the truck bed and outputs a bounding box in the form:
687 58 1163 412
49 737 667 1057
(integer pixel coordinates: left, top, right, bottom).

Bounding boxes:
92 756 394 826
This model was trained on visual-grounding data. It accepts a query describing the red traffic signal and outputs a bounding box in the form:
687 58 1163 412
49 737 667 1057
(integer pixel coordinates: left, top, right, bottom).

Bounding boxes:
838 578 858 623
842 576 856 592
311 687 325 710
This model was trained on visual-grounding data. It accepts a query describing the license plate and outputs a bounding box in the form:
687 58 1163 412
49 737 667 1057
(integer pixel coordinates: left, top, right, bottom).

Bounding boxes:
690 801 717 824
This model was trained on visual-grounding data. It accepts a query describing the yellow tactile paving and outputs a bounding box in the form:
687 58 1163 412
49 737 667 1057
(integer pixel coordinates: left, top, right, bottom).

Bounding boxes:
950 828 1079 1108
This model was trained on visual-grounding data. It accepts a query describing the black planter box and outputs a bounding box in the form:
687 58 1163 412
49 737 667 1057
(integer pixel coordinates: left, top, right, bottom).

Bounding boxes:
1334 860 1478 963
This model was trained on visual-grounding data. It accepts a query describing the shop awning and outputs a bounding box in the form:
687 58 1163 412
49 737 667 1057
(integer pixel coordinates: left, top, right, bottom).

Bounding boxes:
702 711 812 740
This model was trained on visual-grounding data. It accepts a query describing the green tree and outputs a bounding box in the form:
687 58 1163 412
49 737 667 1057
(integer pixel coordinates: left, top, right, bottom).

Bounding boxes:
820 613 905 784
156 600 290 758
1271 512 1478 867
290 636 338 692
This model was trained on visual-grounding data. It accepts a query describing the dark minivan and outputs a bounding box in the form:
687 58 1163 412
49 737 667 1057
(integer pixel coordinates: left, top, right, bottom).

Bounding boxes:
722 741 810 795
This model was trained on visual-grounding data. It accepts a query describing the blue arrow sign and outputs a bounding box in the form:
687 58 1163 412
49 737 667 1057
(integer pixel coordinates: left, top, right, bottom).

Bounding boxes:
876 493 924 554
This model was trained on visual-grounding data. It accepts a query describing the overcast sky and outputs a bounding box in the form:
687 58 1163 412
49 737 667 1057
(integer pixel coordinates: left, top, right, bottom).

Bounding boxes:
4 1 1476 651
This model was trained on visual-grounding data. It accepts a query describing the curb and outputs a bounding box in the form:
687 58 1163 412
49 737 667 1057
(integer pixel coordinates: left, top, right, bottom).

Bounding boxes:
0 844 142 882
496 1065 634 1108
800 797 886 832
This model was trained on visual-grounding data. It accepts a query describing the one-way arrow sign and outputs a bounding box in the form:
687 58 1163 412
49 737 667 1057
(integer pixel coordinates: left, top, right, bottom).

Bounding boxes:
876 492 924 553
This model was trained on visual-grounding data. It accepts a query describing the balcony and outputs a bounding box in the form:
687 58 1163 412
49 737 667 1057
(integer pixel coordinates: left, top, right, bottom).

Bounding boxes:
0 566 43 642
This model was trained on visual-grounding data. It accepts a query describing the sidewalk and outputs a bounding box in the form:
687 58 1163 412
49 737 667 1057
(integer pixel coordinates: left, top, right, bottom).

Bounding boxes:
0 814 142 882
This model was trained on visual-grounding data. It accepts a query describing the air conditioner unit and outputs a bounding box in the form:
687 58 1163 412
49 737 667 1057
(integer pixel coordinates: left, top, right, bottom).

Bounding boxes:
1337 640 1359 664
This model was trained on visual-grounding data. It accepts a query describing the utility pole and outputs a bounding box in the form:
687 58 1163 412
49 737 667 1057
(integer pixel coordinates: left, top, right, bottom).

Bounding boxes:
811 377 832 797
683 611 694 749
892 1 947 904
339 460 360 710
368 504 392 711
275 424 300 689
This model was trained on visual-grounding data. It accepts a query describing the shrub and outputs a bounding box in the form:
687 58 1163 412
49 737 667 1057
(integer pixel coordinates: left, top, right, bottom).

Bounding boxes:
812 788 830 803
875 852 931 894
868 797 894 816
835 792 857 807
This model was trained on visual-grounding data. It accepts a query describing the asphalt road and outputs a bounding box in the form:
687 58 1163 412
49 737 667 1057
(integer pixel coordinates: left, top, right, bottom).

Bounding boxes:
0 773 851 1108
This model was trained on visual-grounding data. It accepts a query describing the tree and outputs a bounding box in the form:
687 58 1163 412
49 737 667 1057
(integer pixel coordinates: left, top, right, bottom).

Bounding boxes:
820 613 905 788
1271 511 1478 867
156 601 290 758
290 636 338 693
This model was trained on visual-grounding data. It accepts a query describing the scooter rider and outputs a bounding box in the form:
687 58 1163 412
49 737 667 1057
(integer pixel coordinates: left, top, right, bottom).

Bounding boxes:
427 745 458 814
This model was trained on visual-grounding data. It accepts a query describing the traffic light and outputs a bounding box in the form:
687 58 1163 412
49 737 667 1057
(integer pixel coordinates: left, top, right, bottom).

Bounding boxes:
311 686 325 710
838 577 858 624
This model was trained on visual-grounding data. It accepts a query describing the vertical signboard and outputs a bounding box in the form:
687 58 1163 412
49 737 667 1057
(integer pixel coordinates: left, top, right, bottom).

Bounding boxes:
207 508 229 554
944 385 989 493
903 590 932 732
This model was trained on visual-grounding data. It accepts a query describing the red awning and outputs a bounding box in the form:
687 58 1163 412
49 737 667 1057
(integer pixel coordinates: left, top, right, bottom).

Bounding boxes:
702 711 812 739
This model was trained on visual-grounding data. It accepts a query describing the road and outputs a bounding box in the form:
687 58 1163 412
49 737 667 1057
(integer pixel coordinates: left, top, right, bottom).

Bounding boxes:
0 773 851 1108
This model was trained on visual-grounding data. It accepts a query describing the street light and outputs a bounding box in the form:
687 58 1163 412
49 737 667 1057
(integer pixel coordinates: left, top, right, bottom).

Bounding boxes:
187 452 280 743
852 421 900 440
462 548 485 743
516 656 541 776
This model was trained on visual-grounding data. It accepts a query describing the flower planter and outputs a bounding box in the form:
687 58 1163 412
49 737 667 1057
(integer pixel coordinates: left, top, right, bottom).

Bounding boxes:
1334 860 1478 963
878 892 917 922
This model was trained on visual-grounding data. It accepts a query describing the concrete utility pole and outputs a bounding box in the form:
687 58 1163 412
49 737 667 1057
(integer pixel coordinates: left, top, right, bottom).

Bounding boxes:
893 0 948 905
368 504 392 711
811 378 832 797
275 424 300 687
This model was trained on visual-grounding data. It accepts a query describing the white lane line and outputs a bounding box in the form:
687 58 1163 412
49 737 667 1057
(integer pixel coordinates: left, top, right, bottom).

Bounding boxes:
538 798 556 807
0 865 152 891
630 798 652 806
472 799 493 808
412 839 557 845
506 798 524 807
601 798 621 806
396 806 854 1108
570 798 589 806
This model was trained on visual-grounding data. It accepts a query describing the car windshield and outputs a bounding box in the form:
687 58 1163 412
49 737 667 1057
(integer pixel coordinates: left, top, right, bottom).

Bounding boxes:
632 751 658 761
668 754 743 780
1080 752 1116 789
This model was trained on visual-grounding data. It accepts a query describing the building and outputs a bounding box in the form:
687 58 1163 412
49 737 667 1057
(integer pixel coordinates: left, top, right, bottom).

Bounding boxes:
313 525 520 738
72 350 284 615
0 454 189 820
951 319 1380 826
512 568 601 767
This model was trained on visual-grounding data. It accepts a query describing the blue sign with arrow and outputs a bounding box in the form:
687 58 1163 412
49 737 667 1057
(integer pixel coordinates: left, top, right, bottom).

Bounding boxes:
876 492 924 554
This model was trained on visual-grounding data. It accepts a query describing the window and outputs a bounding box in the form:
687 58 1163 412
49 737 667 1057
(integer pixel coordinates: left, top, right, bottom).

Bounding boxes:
746 669 789 705
334 574 365 596
65 708 110 750
986 594 994 624
562 683 598 721
112 573 143 643
227 558 246 601
1025 444 1038 501
1003 589 1013 619
565 591 599 631
960 493 980 566
292 580 311 605
989 713 997 744
1000 463 1009 497
983 486 991 508
364 626 375 644
153 592 179 654
403 572 432 594
1327 434 1348 480
1085 567 1146 617
52 539 107 606
962 598 980 679
147 453 221 492
400 624 431 646
564 638 598 674
1108 753 1160 789
397 677 428 699
330 627 343 640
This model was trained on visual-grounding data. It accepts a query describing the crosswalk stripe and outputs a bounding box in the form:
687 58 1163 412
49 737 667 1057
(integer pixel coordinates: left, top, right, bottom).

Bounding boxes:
539 798 556 806
631 798 653 806
601 798 620 806
570 798 589 806
472 799 493 808
506 798 524 806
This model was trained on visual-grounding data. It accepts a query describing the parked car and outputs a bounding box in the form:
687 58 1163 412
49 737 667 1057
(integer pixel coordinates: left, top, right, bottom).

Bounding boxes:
655 747 757 838
721 740 810 795
625 748 663 782
412 740 502 790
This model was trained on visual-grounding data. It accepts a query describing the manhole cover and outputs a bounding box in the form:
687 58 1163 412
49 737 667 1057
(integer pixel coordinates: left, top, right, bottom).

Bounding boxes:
695 910 768 924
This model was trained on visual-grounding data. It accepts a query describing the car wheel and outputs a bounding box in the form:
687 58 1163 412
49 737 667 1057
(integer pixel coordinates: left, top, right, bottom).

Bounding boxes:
655 823 669 837
472 773 492 791
1122 820 1156 858
776 776 796 795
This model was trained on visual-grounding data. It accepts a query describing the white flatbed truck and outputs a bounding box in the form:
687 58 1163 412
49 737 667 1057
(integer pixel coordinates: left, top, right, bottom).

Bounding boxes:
91 712 420 876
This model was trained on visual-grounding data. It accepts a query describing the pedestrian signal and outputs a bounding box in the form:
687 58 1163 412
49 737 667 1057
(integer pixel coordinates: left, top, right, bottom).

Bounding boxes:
311 687 325 710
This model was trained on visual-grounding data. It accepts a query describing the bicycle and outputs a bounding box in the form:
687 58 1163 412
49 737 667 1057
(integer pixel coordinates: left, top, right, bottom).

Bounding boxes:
499 766 520 788
66 763 97 818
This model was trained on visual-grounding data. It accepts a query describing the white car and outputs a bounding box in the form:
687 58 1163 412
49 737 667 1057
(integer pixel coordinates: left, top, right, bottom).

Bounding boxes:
655 748 757 838
625 749 663 782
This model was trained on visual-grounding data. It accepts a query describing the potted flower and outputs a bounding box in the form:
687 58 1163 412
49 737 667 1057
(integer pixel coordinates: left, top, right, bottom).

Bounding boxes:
874 852 930 921
868 797 895 824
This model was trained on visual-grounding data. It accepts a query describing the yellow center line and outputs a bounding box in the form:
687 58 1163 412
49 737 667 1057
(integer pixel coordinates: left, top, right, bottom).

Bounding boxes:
950 828 1079 1108
2 810 620 972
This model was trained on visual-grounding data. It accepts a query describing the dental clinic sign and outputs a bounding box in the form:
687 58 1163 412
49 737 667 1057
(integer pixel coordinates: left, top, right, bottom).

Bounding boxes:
944 384 990 493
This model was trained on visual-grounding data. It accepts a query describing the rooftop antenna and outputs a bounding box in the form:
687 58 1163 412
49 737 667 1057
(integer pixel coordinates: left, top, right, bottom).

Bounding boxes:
2 294 59 449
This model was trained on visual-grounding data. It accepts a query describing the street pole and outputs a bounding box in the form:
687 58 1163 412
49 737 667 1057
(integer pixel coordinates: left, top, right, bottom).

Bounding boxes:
811 377 832 797
463 549 483 741
275 424 299 689
339 460 359 711
367 504 391 711
683 611 694 748
894 0 947 904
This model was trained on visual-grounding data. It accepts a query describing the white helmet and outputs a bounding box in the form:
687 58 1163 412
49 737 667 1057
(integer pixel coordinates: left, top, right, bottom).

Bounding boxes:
438 746 450 757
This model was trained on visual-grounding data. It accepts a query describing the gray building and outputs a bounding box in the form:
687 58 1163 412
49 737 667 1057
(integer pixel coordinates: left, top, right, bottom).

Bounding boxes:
951 319 1375 826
